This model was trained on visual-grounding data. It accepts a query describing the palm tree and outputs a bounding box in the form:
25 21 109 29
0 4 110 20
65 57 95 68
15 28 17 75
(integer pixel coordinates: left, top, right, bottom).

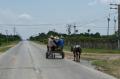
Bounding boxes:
87 29 91 34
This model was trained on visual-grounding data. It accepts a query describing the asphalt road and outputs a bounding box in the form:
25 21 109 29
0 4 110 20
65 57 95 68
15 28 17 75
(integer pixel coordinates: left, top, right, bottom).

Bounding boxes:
0 41 117 79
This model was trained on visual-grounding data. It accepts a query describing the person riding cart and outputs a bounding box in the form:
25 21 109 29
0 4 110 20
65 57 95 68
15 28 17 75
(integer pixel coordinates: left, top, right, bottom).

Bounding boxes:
47 35 57 52
46 35 65 59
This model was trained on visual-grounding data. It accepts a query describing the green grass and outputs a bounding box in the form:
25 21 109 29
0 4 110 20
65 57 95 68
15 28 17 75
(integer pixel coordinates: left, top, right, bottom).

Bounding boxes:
64 45 71 51
0 41 19 53
83 48 120 54
0 46 12 53
92 60 120 79
64 45 120 54
92 60 110 69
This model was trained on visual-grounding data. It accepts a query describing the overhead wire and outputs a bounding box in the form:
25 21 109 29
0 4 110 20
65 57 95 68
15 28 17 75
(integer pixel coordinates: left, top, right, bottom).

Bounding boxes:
0 12 117 30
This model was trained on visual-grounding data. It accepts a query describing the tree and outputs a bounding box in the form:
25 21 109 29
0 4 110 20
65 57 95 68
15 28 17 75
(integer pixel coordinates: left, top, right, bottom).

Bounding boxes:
87 29 91 34
94 32 100 38
47 31 59 36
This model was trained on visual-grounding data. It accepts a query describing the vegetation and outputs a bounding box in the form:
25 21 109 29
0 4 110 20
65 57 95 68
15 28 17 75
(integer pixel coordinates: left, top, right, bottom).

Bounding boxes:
92 58 120 79
30 31 118 49
64 45 120 54
0 33 21 46
0 41 19 53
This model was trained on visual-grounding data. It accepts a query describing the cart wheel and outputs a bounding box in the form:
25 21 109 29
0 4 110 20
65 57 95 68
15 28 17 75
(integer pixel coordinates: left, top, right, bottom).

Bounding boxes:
62 52 64 59
46 52 48 59
53 53 55 59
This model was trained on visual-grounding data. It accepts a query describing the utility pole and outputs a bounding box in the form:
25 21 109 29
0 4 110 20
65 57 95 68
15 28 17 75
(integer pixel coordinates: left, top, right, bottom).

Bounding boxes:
5 30 8 43
107 14 110 36
67 24 72 35
118 5 120 49
13 26 16 35
73 25 77 34
73 23 78 34
114 16 117 34
110 3 120 49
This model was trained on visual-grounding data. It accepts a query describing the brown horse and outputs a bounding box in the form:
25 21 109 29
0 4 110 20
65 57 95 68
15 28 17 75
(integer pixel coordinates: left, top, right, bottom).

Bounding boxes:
71 45 82 62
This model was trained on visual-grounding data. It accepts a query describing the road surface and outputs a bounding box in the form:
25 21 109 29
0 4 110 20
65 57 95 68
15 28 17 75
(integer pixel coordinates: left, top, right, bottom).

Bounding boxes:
0 41 117 79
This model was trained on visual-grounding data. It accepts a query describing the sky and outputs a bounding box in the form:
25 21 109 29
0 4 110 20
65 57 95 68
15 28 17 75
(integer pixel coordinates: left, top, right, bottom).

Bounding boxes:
0 0 119 39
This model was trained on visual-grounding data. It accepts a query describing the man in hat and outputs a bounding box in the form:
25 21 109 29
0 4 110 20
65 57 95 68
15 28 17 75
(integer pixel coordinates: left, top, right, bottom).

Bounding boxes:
47 35 56 51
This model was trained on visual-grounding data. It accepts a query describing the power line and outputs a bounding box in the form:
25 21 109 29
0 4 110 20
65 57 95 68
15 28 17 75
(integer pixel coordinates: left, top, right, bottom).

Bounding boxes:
0 12 117 28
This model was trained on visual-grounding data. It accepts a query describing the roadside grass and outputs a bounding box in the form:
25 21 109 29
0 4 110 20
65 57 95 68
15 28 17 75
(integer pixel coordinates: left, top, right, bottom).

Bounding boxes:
0 41 19 54
83 48 120 54
92 60 120 79
0 46 12 53
64 45 120 54
64 45 120 79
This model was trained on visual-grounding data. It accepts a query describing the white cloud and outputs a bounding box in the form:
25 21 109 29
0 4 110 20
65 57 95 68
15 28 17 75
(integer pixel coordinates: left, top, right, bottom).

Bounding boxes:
100 0 119 3
18 13 32 20
0 9 34 25
88 0 97 6
88 0 120 6
100 0 120 4
100 0 109 4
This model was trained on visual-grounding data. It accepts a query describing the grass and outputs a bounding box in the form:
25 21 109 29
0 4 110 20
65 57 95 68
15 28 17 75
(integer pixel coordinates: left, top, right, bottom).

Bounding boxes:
0 46 12 53
0 41 19 53
64 45 120 54
83 48 120 54
81 53 120 79
92 60 120 79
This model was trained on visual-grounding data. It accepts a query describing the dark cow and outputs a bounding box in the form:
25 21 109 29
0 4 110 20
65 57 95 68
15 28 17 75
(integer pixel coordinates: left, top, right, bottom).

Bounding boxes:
71 45 82 62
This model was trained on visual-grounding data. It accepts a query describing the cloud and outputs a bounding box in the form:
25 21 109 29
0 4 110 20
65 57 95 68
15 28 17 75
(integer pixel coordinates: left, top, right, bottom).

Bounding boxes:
18 13 32 20
100 0 119 4
0 8 34 25
99 0 109 4
88 0 119 6
88 0 97 6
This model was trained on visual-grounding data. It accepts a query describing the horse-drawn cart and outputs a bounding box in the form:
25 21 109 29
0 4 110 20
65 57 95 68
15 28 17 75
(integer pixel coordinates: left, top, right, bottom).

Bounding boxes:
46 47 65 59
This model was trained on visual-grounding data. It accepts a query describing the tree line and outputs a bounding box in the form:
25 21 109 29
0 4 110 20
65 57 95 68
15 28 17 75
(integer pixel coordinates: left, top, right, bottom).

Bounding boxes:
0 33 21 46
30 31 118 49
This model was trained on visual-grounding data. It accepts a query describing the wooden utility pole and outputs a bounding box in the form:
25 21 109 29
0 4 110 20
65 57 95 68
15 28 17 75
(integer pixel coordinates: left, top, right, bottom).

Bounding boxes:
118 5 120 49
114 16 117 33
13 26 16 35
110 3 120 49
5 30 8 43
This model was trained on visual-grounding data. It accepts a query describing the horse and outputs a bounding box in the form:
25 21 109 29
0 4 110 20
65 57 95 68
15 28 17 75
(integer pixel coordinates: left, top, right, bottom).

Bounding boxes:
71 45 82 62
